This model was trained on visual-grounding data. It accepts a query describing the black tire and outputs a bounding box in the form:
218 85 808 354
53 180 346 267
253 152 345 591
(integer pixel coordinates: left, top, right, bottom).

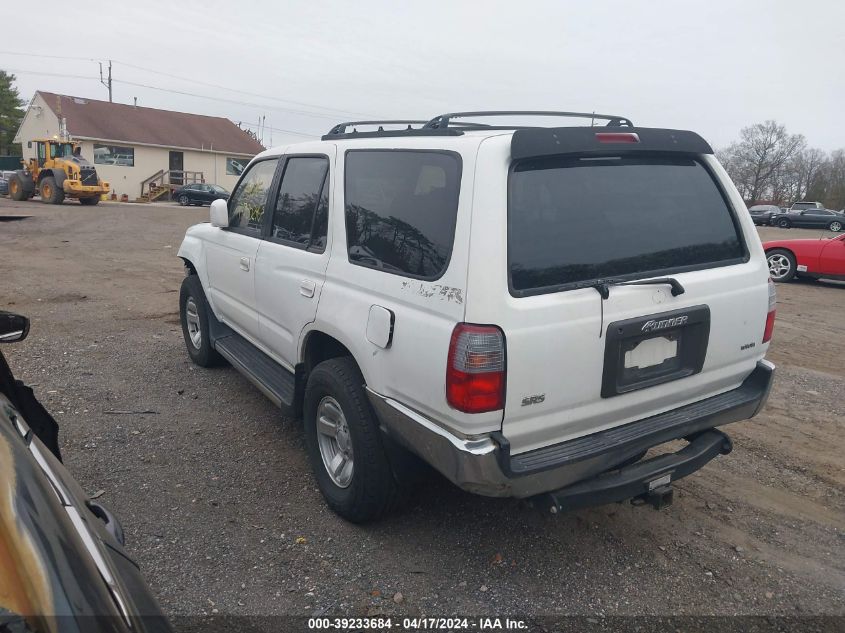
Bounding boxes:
767 248 796 282
79 196 100 206
39 177 64 204
8 173 26 201
828 220 843 233
304 357 399 523
776 217 791 228
179 194 189 206
179 274 223 367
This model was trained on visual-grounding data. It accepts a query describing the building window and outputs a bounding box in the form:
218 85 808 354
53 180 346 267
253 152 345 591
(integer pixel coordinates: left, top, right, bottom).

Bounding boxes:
93 144 134 167
226 157 249 176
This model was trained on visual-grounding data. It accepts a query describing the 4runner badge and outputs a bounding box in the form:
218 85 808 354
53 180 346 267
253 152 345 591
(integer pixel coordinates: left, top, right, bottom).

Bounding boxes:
641 315 688 333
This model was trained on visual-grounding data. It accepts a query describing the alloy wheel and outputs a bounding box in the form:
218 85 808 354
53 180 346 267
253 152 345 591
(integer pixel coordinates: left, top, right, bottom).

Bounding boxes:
315 395 354 488
767 253 792 280
184 297 202 349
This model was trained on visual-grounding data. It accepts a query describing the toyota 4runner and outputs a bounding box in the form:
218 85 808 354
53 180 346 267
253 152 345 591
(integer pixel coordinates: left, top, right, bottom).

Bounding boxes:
177 111 776 522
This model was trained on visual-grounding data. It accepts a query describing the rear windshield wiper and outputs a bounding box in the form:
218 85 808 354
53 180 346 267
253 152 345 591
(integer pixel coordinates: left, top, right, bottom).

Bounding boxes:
574 277 686 338
578 277 685 299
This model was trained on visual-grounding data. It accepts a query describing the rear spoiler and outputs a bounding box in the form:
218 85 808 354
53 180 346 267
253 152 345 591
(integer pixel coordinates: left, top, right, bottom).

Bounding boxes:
511 127 714 161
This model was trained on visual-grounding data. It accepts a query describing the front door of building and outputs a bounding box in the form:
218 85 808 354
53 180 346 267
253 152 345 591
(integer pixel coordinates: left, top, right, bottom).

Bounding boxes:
169 151 184 185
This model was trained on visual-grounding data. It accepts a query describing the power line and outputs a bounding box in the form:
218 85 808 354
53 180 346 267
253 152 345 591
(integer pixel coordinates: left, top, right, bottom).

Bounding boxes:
237 120 316 139
113 60 375 118
6 68 321 140
113 78 344 122
1 50 377 119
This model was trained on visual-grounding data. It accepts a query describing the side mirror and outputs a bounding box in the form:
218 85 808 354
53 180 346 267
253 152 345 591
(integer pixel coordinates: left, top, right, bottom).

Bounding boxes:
0 312 30 343
210 198 229 228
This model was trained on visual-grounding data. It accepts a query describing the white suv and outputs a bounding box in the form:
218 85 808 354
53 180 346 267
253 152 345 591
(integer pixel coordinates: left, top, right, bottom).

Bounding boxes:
177 111 776 522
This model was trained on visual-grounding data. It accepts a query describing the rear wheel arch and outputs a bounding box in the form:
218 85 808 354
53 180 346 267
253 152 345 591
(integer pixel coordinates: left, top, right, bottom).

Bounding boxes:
302 330 356 376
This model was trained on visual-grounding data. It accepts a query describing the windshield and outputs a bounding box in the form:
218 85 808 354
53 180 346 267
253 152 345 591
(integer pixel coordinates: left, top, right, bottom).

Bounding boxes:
508 155 746 295
49 143 75 158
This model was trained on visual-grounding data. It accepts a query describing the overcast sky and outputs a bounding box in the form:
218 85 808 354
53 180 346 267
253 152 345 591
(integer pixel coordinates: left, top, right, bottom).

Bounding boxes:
3 0 843 150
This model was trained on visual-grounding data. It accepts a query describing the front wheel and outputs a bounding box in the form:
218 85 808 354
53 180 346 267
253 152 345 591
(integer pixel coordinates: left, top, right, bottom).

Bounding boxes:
776 217 791 228
767 249 796 282
39 177 65 204
179 275 222 367
304 357 399 523
828 220 843 233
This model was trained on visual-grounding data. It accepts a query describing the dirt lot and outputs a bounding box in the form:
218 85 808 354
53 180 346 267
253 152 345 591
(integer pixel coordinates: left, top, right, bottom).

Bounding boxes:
1 199 843 621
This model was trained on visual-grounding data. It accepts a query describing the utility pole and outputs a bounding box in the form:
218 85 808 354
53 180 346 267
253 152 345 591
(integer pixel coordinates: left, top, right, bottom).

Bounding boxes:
99 60 112 102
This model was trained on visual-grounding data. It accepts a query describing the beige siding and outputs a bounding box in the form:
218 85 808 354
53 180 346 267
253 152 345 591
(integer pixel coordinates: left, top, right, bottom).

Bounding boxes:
16 93 61 160
14 92 254 199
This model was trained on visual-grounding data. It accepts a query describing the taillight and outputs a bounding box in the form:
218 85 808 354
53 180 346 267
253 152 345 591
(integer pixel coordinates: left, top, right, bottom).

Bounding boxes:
763 278 776 343
446 323 506 413
595 132 640 144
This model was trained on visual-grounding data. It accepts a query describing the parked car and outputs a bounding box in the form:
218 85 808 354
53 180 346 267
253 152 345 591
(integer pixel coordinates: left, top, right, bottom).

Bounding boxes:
0 311 172 632
0 170 15 196
764 234 845 282
177 111 775 523
748 204 782 226
772 207 844 231
789 201 824 211
173 183 230 206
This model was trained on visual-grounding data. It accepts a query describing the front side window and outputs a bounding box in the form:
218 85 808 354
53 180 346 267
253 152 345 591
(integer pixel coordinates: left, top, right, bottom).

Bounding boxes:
270 157 329 251
228 158 279 231
508 156 745 294
344 150 461 278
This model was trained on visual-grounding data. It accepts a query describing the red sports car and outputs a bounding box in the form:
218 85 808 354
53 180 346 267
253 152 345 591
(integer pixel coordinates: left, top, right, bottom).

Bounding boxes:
764 234 845 282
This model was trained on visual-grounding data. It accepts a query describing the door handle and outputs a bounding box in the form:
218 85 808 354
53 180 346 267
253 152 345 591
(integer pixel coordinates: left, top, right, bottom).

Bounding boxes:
300 280 316 298
239 257 250 271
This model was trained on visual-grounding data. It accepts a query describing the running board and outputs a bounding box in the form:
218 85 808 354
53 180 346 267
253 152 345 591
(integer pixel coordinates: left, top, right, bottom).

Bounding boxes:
214 333 296 408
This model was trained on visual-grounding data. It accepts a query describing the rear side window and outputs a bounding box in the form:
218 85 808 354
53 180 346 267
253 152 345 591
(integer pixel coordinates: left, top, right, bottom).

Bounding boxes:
344 150 461 279
508 156 745 294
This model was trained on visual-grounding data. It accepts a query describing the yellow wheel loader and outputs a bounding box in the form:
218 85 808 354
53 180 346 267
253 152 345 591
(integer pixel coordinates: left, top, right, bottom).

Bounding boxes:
7 139 109 205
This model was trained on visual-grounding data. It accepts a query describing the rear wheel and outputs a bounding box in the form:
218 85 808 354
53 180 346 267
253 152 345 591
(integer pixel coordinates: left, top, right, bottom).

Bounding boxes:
828 220 843 233
179 194 189 206
8 174 26 201
304 357 399 523
767 249 796 282
79 195 100 206
39 177 64 204
776 217 791 228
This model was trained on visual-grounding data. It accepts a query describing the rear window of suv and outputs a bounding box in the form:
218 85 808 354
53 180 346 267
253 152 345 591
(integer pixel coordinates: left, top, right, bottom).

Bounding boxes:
345 150 461 279
508 155 746 295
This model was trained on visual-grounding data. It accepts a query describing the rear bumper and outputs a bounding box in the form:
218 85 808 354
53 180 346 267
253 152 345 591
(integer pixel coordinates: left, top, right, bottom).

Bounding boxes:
367 360 774 498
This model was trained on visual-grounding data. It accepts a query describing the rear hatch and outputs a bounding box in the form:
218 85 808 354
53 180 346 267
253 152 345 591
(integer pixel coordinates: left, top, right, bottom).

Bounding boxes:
495 129 770 455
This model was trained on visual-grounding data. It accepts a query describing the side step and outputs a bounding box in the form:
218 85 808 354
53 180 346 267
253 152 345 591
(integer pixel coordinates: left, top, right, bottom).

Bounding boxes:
214 333 296 408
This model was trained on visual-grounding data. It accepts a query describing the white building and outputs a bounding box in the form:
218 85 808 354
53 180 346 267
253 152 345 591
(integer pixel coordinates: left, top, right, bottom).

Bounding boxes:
14 91 264 200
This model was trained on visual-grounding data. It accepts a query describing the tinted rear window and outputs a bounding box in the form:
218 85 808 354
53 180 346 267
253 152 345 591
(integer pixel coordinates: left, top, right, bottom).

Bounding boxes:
345 150 461 279
508 156 745 294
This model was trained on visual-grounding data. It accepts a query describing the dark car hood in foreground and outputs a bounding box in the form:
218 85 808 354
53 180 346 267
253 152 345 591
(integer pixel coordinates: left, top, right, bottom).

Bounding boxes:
0 366 172 632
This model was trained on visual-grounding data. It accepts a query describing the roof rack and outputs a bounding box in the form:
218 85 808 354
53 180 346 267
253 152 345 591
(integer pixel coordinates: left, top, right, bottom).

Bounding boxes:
424 110 634 129
326 120 429 136
322 110 635 140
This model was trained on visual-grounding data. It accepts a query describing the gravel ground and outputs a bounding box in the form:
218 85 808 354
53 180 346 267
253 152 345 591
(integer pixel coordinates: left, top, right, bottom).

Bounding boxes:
1 199 843 623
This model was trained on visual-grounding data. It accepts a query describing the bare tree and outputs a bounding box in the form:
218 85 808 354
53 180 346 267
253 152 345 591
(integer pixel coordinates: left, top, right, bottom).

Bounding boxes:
719 121 805 203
